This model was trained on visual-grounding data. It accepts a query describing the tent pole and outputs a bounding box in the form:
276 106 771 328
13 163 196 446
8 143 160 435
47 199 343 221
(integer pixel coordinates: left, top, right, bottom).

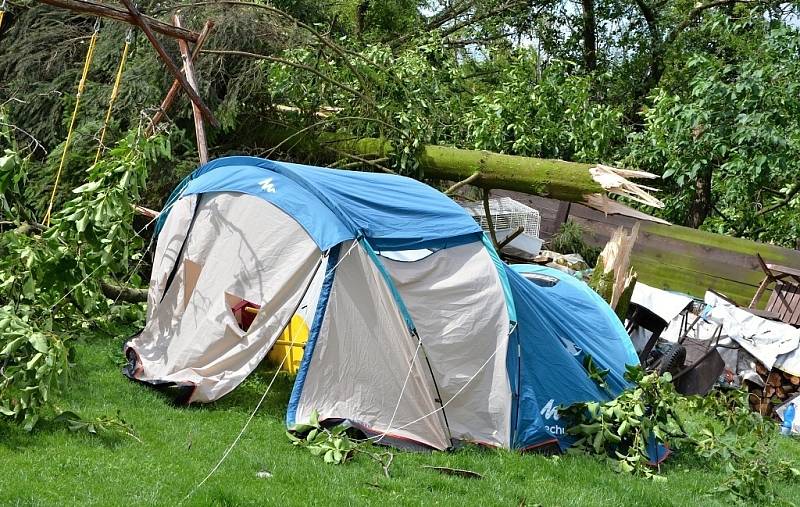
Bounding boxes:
416 331 453 445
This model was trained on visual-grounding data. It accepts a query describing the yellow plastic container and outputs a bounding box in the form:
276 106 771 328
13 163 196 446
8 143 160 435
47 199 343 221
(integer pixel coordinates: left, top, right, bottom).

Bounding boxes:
266 314 309 374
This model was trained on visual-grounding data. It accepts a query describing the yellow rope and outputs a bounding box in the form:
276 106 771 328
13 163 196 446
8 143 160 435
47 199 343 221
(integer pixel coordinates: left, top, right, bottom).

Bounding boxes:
42 22 100 227
0 0 6 31
93 32 131 165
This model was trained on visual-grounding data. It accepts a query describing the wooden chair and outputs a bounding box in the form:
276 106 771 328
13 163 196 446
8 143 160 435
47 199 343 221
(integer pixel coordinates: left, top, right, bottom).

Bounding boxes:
748 254 800 327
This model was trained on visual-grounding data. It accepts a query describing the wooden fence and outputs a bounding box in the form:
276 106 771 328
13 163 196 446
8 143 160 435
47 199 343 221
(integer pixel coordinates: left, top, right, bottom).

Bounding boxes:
494 191 800 306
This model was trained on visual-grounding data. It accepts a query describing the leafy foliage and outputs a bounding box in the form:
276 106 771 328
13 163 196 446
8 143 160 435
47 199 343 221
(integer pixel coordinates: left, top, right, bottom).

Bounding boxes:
626 18 800 241
561 366 689 478
287 409 395 476
687 390 799 504
0 307 72 430
287 409 356 465
4 0 800 243
465 56 625 162
54 409 141 442
562 368 799 503
0 124 167 429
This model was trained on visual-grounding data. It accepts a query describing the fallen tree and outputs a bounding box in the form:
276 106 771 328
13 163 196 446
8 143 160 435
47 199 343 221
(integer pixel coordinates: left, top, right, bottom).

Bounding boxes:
252 126 664 207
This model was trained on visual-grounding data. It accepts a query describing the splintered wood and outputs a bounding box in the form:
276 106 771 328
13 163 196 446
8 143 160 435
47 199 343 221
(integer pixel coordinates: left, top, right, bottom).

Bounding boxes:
590 223 639 312
589 164 664 208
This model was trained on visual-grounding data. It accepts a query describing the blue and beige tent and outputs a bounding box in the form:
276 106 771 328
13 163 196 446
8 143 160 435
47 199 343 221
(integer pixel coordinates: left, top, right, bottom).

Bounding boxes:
125 156 638 451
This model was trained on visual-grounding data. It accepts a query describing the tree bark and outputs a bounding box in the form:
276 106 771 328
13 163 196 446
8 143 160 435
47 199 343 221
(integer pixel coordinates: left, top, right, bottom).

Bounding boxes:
581 0 597 72
100 281 148 303
250 125 659 204
687 166 713 228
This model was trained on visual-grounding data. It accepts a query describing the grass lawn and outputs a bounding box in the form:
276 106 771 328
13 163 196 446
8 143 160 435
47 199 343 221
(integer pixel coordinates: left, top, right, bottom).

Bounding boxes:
2 334 799 507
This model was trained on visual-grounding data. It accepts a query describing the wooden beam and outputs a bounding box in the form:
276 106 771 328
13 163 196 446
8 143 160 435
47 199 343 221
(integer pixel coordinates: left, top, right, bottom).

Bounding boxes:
148 19 214 134
174 14 208 165
555 201 571 226
37 0 200 42
119 0 219 127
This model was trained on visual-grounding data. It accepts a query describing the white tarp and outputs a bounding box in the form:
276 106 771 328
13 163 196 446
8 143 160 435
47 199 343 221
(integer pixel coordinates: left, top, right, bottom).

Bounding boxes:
128 192 321 402
382 242 512 447
705 291 800 371
295 241 451 450
631 282 693 324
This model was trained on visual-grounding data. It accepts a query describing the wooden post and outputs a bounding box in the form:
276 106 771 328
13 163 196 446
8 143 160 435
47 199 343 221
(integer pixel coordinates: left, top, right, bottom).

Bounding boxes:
148 20 214 134
174 14 208 165
555 201 572 227
119 0 219 127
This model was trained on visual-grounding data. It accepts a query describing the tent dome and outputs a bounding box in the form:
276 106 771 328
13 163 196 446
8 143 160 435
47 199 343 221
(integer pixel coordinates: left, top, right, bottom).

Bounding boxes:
158 156 483 251
128 156 638 453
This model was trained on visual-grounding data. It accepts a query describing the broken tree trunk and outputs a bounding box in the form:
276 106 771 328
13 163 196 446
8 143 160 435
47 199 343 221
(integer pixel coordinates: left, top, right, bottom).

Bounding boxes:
589 224 640 317
253 126 663 206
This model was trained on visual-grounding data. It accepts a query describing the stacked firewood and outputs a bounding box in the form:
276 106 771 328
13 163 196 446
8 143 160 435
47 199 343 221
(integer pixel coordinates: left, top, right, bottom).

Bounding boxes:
746 363 800 416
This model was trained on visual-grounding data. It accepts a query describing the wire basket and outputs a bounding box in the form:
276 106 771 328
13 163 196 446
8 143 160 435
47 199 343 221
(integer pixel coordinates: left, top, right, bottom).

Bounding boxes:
462 197 541 239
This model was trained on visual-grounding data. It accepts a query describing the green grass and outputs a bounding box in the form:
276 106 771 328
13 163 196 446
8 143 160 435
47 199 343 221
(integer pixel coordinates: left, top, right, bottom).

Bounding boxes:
2 335 800 507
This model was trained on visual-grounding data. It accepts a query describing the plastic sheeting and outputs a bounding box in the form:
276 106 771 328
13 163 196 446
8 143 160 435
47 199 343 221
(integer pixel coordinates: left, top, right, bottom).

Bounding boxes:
705 291 800 372
507 265 638 449
631 282 693 324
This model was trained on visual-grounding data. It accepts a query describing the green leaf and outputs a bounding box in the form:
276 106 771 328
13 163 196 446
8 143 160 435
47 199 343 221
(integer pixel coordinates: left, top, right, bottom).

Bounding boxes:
26 352 43 369
72 180 103 194
0 336 25 356
29 333 49 354
592 430 604 453
22 277 35 299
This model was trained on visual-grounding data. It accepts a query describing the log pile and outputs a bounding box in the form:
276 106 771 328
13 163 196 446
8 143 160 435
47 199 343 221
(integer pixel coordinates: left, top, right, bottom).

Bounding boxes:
745 363 800 416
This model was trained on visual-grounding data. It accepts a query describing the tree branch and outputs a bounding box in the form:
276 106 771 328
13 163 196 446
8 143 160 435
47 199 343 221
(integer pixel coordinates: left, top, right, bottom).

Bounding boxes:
201 49 374 106
159 1 370 94
483 188 499 248
445 172 481 195
438 0 527 40
633 0 658 38
35 0 201 41
100 281 148 303
756 183 800 216
326 147 395 174
666 0 753 45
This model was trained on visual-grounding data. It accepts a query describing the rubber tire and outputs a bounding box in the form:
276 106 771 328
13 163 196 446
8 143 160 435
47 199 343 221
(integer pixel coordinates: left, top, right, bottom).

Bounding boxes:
656 344 686 377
